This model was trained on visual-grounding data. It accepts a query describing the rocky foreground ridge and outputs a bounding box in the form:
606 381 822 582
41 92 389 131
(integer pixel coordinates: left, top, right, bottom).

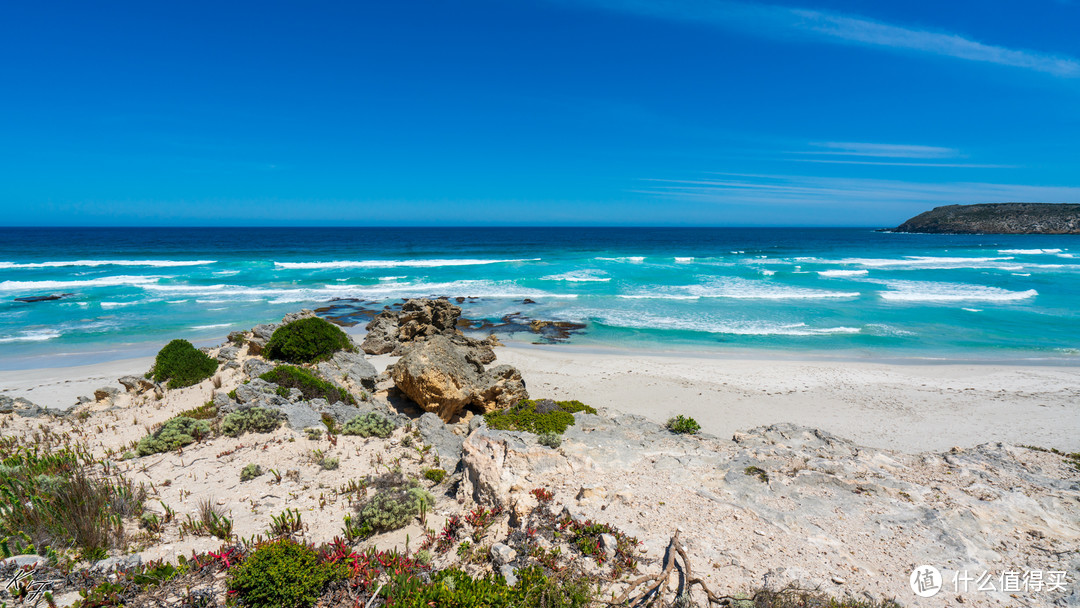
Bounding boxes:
890 203 1080 234
0 301 1077 607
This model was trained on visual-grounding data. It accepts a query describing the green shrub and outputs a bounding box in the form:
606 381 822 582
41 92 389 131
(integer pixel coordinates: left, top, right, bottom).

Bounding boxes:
264 317 354 364
665 415 701 435
357 477 433 533
259 365 355 405
341 412 395 438
538 432 561 449
179 401 218 420
137 416 211 456
227 538 345 608
304 427 323 440
222 408 282 438
151 339 219 390
485 399 597 435
241 464 264 482
422 468 447 484
384 565 595 608
319 457 339 471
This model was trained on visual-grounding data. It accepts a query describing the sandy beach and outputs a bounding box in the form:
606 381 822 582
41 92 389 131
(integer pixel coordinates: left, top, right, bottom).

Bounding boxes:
6 344 1078 453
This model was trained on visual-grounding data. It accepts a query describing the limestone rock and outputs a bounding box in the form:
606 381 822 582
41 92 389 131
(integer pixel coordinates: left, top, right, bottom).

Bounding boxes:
472 365 527 413
415 412 465 473
316 350 378 392
391 336 478 421
118 375 156 393
360 311 400 355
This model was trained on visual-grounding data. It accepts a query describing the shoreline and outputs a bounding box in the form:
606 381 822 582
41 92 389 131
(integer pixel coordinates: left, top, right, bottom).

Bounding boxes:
8 340 1077 453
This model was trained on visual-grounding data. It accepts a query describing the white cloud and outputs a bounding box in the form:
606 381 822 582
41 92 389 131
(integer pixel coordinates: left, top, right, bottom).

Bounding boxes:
637 174 1080 209
563 0 1080 78
806 142 959 158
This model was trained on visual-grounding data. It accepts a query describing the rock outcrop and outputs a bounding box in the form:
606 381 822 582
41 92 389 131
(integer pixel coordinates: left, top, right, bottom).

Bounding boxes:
891 203 1080 234
459 413 1080 606
391 336 527 421
361 298 471 355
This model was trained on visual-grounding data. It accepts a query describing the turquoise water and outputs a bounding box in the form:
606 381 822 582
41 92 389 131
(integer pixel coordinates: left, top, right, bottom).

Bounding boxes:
0 227 1078 369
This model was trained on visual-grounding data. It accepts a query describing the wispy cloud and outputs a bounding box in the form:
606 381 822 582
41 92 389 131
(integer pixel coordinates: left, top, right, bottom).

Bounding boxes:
565 1 1080 77
636 174 1080 211
789 159 1014 169
805 141 959 159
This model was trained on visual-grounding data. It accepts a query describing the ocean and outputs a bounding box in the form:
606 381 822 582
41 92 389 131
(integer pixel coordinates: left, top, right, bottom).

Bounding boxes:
0 227 1077 369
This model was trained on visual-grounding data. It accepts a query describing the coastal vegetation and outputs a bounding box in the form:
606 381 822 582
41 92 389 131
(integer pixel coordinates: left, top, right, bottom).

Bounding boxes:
222 407 283 437
136 416 211 456
666 414 701 435
259 365 355 404
341 411 395 438
264 316 355 364
150 339 218 389
484 398 597 435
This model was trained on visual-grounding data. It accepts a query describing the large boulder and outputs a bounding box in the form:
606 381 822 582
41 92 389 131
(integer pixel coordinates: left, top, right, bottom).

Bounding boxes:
391 336 528 421
391 336 478 421
118 375 156 393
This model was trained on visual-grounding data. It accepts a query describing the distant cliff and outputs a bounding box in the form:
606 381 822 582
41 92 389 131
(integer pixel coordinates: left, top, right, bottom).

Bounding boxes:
890 203 1080 234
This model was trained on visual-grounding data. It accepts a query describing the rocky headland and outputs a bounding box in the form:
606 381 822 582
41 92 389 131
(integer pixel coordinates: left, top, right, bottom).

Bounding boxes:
0 300 1076 607
890 203 1080 234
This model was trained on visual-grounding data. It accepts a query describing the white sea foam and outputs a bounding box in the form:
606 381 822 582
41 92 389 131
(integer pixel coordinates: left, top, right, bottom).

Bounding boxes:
100 301 140 309
379 276 407 281
592 310 860 336
817 269 869 278
689 278 859 300
877 280 1038 302
828 256 1021 270
0 329 62 343
192 323 232 330
540 271 611 282
273 258 539 269
144 279 579 305
0 259 214 269
998 249 1063 255
674 257 694 263
760 270 776 276
962 308 983 313
0 275 165 291
595 256 645 263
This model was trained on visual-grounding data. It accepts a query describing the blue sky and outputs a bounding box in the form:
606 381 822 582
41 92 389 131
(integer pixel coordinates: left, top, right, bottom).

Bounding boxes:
1 0 1078 226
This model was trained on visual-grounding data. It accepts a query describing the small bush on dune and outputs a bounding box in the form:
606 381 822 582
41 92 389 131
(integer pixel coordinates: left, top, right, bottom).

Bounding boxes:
485 399 597 435
264 317 354 364
356 474 433 533
137 416 211 456
259 365 355 405
222 407 283 438
665 415 701 435
241 464 264 482
341 412 395 438
151 339 219 389
422 468 447 484
227 538 346 608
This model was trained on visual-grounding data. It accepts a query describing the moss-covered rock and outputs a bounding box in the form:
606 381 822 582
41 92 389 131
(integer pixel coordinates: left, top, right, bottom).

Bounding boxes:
264 317 355 364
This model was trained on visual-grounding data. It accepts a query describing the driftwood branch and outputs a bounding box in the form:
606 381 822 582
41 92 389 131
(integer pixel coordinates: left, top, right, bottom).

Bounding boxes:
604 530 820 607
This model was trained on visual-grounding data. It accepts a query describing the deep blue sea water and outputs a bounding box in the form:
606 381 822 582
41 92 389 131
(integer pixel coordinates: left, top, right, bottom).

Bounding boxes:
1 227 1078 369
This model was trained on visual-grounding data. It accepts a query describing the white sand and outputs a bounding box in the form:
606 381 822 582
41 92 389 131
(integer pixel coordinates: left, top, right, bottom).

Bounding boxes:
492 345 1080 452
5 346 1080 452
0 357 153 410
